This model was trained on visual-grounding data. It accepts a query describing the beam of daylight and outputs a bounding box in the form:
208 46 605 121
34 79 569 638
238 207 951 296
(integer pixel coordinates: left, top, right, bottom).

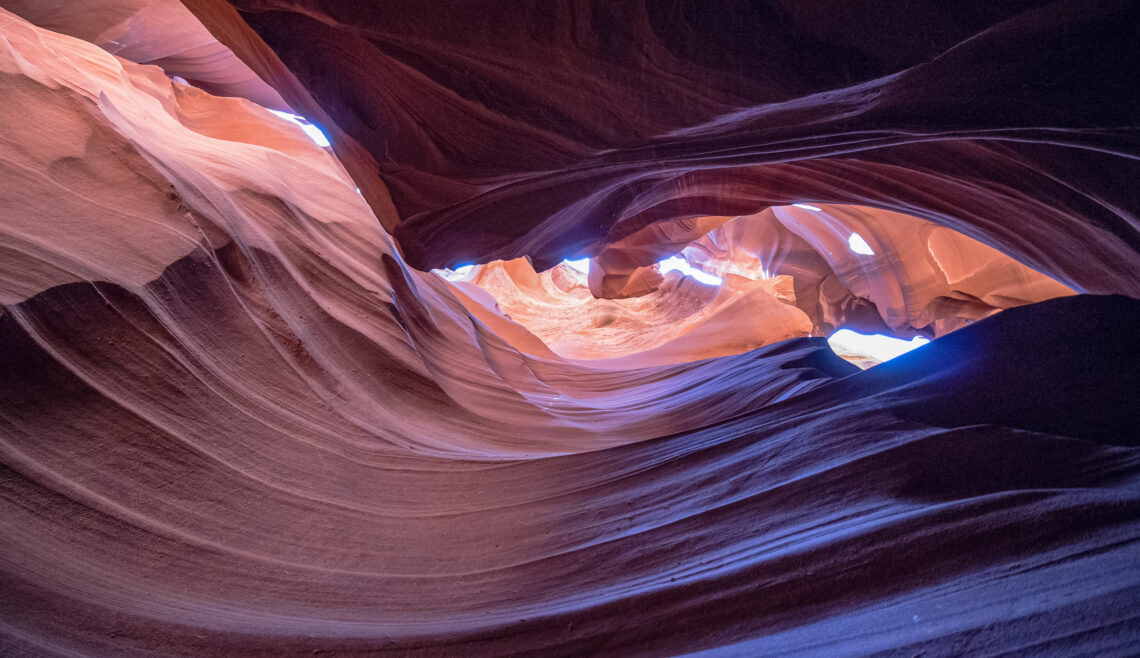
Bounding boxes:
433 264 476 281
562 258 591 274
828 328 929 362
658 256 724 286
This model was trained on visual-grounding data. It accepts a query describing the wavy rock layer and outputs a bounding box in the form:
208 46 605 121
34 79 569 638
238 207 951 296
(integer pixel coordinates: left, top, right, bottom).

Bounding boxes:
684 204 1076 337
3 0 288 109
455 258 810 364
184 0 1140 298
1 5 1139 658
449 202 1073 366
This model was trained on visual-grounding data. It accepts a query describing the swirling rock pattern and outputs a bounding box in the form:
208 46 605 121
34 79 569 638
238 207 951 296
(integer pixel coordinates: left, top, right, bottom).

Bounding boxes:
1 4 1139 657
3 0 289 109
455 258 811 364
182 0 1140 295
682 204 1077 338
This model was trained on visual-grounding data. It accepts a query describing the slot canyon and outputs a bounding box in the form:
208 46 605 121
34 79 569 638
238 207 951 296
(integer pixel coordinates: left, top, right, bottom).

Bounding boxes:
0 1 1138 655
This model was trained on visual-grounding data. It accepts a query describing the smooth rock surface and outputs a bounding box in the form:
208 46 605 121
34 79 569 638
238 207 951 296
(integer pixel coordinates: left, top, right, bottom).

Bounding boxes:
184 0 1140 299
0 4 1138 657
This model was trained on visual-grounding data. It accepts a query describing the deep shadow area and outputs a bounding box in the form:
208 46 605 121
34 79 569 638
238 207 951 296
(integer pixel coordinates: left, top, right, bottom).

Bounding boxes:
860 295 1140 444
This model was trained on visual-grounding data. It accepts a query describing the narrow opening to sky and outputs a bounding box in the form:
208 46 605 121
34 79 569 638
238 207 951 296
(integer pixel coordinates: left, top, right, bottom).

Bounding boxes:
269 110 331 147
848 232 874 255
827 328 929 362
563 258 591 274
434 264 475 281
658 255 723 285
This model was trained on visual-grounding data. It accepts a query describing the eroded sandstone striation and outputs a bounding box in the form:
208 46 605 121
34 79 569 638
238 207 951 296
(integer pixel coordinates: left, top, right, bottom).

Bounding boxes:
3 0 289 109
182 0 1140 297
1 3 1138 657
682 204 1076 338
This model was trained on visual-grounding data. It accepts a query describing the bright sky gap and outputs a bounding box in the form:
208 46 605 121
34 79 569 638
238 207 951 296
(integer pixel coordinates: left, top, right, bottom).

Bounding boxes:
827 329 929 362
269 110 331 147
658 256 724 285
563 258 591 274
848 232 874 255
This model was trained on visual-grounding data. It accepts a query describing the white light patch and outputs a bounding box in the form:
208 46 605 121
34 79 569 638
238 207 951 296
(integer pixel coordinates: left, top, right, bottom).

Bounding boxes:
659 256 723 286
793 203 822 211
848 232 875 255
269 110 331 147
562 258 591 274
433 264 475 281
828 329 929 362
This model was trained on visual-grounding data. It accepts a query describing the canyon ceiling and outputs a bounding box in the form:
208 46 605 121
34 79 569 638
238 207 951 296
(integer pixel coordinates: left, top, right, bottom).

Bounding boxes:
0 1 1138 656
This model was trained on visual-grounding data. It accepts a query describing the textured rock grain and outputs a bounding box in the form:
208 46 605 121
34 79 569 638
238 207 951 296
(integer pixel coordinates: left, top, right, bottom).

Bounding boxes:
1 4 1138 657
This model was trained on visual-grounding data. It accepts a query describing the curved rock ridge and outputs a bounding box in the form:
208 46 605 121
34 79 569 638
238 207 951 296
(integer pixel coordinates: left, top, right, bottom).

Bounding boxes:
0 7 849 459
444 203 1073 365
1 6 1139 658
683 204 1076 338
183 0 1140 299
453 257 810 365
3 0 289 109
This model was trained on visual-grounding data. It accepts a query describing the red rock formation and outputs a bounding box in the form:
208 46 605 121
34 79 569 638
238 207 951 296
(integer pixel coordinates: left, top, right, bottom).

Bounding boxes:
181 0 1140 299
446 202 1075 366
0 4 1138 657
457 257 810 364
682 204 1076 337
586 216 728 299
3 0 290 109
